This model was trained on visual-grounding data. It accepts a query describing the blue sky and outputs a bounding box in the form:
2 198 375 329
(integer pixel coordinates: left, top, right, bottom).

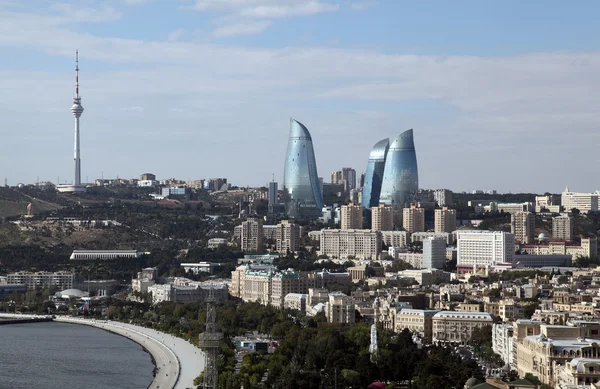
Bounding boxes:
1 0 599 193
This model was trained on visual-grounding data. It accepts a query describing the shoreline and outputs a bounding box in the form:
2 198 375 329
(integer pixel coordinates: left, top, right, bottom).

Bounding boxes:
0 314 205 389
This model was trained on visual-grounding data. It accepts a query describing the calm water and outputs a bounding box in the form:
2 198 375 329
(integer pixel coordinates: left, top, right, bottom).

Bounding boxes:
0 322 154 389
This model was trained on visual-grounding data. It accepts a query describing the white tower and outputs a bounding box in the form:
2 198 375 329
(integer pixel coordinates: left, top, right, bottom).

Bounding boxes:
72 50 84 186
58 50 86 193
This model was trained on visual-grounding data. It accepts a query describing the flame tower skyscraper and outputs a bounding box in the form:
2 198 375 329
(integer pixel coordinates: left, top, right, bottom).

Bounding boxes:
58 50 86 193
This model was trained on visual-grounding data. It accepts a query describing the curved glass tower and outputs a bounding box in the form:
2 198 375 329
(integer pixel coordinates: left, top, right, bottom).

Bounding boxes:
361 138 390 209
283 118 324 219
379 129 419 208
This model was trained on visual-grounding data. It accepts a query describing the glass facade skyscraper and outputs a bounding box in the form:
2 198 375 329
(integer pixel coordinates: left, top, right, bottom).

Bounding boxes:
379 129 419 209
283 118 324 219
361 138 390 209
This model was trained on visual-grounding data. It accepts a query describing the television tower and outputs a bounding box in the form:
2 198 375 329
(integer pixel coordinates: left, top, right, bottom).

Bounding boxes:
71 50 84 187
198 288 222 389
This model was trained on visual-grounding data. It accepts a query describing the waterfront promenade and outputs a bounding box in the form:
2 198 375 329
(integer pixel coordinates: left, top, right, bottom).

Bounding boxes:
0 314 205 389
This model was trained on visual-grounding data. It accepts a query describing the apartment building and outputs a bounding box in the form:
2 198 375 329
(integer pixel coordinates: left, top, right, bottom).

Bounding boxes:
7 271 74 290
562 188 600 213
535 194 561 213
496 202 535 214
432 311 494 343
423 237 447 269
434 189 453 207
521 238 597 259
412 231 453 245
371 204 394 231
403 205 425 234
340 204 364 230
492 323 514 367
241 218 263 252
318 229 381 259
434 207 456 233
395 309 439 342
511 211 535 244
275 220 303 253
325 292 355 324
381 230 409 248
456 231 515 266
553 215 574 241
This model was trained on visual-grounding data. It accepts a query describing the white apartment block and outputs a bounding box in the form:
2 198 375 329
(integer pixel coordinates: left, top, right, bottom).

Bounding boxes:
432 311 494 343
284 293 307 313
456 230 515 266
371 204 394 231
241 218 263 252
423 237 446 269
390 250 423 268
381 230 409 248
511 211 535 244
7 271 73 290
319 229 382 260
412 231 452 245
492 323 514 368
325 292 355 324
403 205 425 234
553 215 574 241
521 238 597 259
496 202 535 214
434 207 456 233
562 187 600 213
434 189 453 207
340 204 364 230
275 220 303 253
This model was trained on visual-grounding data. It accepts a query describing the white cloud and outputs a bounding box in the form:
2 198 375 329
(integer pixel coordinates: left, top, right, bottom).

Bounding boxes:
121 106 145 112
350 1 377 11
123 0 151 5
213 20 272 37
167 28 185 41
191 0 338 37
49 3 121 23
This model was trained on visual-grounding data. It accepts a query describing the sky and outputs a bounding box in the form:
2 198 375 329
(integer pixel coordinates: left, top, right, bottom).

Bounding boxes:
1 0 599 193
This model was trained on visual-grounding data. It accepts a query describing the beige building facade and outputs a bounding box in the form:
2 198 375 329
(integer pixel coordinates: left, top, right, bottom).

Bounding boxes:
403 205 425 234
434 207 456 233
241 218 263 252
318 229 381 259
511 211 535 244
371 204 394 231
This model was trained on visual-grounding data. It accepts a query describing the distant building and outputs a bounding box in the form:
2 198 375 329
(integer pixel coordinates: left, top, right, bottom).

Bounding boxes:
207 178 228 191
275 220 303 253
318 229 381 259
148 284 228 304
423 237 447 269
492 323 514 367
325 292 355 324
207 238 228 249
137 180 157 187
456 231 515 266
69 250 142 260
535 194 561 213
433 189 453 207
371 204 394 231
562 187 600 213
496 202 535 214
381 231 409 248
432 311 494 343
241 218 263 252
268 181 278 211
412 231 452 245
511 211 535 244
162 187 190 197
434 207 456 233
7 271 73 290
402 204 425 234
553 215 574 241
0 284 27 299
520 238 597 259
340 204 363 230
181 262 223 275
186 179 205 189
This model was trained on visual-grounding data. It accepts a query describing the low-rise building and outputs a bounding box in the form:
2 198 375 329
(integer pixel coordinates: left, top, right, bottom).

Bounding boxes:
432 311 494 343
70 250 143 260
395 309 439 342
7 271 73 290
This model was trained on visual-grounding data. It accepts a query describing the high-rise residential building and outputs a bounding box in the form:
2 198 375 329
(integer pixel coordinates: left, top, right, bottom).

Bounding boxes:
371 204 394 231
423 237 447 269
340 204 363 230
241 218 263 252
434 207 456 233
361 138 390 209
342 168 356 192
562 187 600 213
433 189 453 207
511 211 535 244
283 118 324 219
318 229 381 260
553 215 574 241
359 173 366 189
331 171 343 185
456 231 515 266
275 220 303 253
379 129 419 224
402 204 425 234
268 181 278 209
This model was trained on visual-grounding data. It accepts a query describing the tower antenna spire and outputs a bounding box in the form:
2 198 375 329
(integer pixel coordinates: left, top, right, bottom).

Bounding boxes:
75 49 80 99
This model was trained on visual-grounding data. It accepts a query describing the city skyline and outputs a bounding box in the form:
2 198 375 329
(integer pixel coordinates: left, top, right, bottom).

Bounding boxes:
2 1 600 193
